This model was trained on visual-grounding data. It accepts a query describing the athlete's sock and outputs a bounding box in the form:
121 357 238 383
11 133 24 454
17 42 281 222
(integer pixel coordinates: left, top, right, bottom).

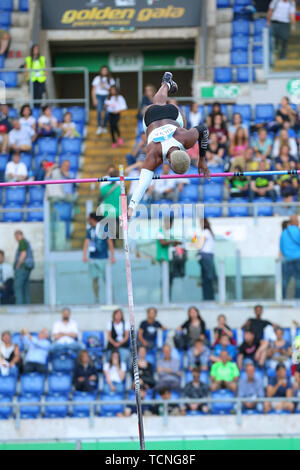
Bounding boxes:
129 168 154 212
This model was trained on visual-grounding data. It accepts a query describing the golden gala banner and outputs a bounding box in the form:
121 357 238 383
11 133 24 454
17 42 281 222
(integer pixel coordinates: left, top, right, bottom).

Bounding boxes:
41 0 202 30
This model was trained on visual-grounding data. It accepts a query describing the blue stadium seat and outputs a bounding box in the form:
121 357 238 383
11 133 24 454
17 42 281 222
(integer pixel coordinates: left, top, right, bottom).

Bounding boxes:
51 354 76 373
53 201 72 223
20 153 32 171
0 55 4 68
44 394 68 418
61 138 82 155
19 0 29 11
231 49 248 65
82 331 104 350
29 186 45 204
37 137 58 155
0 71 17 88
8 108 18 119
0 375 17 397
283 328 292 346
234 0 252 5
203 183 223 202
18 394 41 419
48 373 72 395
2 204 23 222
214 67 233 83
5 187 26 205
75 123 85 137
20 373 45 396
185 370 209 386
232 20 251 36
237 67 256 83
256 198 274 216
228 198 249 217
217 0 231 6
239 369 264 381
72 391 95 418
232 34 249 50
0 0 13 10
0 11 11 27
0 154 9 171
179 185 199 203
255 104 275 123
0 396 13 419
145 350 156 369
232 104 252 122
204 205 223 218
51 107 63 123
296 327 300 337
254 18 267 36
100 392 125 417
26 203 44 222
253 46 263 65
67 107 85 124
211 389 235 415
59 154 79 172
32 108 41 121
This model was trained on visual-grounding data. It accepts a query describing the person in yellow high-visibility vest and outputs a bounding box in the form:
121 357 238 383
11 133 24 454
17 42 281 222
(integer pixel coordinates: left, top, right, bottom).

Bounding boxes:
25 45 47 108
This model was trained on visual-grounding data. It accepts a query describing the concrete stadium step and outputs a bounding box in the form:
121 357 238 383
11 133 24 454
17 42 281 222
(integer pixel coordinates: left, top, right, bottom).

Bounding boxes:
9 42 28 55
5 57 25 68
11 12 29 27
9 27 30 42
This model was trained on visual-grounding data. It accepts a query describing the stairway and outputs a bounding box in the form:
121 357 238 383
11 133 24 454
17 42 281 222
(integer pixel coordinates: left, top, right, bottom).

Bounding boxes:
70 109 138 249
273 31 300 72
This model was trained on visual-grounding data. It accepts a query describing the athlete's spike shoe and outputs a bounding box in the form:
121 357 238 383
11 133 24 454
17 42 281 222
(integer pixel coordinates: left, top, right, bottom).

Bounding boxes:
162 72 178 95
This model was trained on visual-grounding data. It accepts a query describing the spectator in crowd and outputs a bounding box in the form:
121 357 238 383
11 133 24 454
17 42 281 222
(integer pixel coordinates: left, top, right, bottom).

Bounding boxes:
275 144 297 170
153 387 181 416
229 127 249 163
279 214 300 298
73 350 98 393
138 84 156 120
123 385 153 417
0 105 12 132
156 344 181 391
181 367 209 415
147 164 180 203
51 307 82 354
25 44 47 107
206 133 225 168
272 96 297 132
45 160 76 201
136 346 155 390
295 103 300 132
0 123 8 154
21 328 51 374
103 349 126 394
267 326 292 370
0 331 21 376
228 113 249 141
0 250 14 305
8 119 33 153
125 161 144 203
211 333 237 363
99 165 121 239
238 329 267 370
208 113 228 145
188 103 203 128
176 306 206 350
5 152 28 182
292 367 300 413
83 212 115 304
251 128 273 160
187 339 210 371
106 309 130 364
268 0 296 61
60 112 80 139
105 85 127 148
276 174 298 216
226 165 249 199
38 106 59 138
264 363 294 413
238 361 265 412
126 133 147 165
249 161 277 202
210 350 240 394
242 305 275 344
33 158 49 182
13 230 34 305
92 66 115 135
273 129 298 159
206 102 227 128
138 307 166 351
0 29 11 56
19 104 36 133
213 314 235 346
197 218 217 301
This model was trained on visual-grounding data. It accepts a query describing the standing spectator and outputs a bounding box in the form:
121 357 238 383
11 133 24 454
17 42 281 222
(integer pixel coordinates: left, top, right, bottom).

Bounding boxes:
105 86 127 148
0 250 14 305
213 314 235 345
237 329 267 370
92 66 115 135
13 230 34 305
210 350 240 393
138 84 156 120
106 309 129 364
60 112 80 139
8 119 33 153
136 346 155 390
103 349 126 394
38 106 59 138
138 307 166 351
73 350 98 393
211 334 237 363
21 329 51 374
0 30 11 56
267 327 292 370
280 214 300 298
0 123 8 154
99 165 121 239
0 331 21 376
267 0 296 60
228 113 249 141
208 113 228 145
82 212 115 304
264 363 294 413
25 44 47 108
181 367 209 415
238 361 265 412
188 103 203 128
242 305 275 344
19 104 36 133
156 344 181 391
197 218 217 301
51 307 82 354
249 161 277 202
187 339 210 371
176 306 206 350
5 152 28 182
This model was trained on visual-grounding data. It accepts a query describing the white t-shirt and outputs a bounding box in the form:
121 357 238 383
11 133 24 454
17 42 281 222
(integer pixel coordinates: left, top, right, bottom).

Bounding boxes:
8 127 34 147
153 177 176 196
38 115 58 128
0 262 14 283
189 111 202 128
92 76 115 96
103 362 126 383
107 321 129 343
19 116 36 130
273 137 298 158
270 0 296 23
52 319 79 345
105 95 127 114
200 228 215 254
5 161 28 179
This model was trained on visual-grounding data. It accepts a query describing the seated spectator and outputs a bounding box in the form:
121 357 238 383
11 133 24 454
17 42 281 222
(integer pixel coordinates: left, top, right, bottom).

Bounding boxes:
0 250 14 305
228 113 249 141
187 339 210 371
176 306 206 350
292 367 300 414
136 346 155 390
264 363 294 414
226 166 249 199
206 133 225 167
33 158 50 182
249 161 277 202
19 104 36 133
242 304 277 344
8 119 33 153
206 102 227 128
38 105 59 138
211 333 237 363
21 328 51 374
271 97 297 133
210 350 239 394
0 30 11 56
251 128 272 160
0 123 8 153
106 309 129 364
267 327 292 370
295 104 300 132
238 360 265 412
0 331 21 376
238 329 267 370
208 113 228 145
123 385 153 417
0 105 12 133
138 307 166 351
73 350 98 393
5 152 28 182
45 160 76 201
153 387 181 416
103 349 126 394
60 112 80 139
126 133 147 165
180 366 209 415
275 145 297 171
272 129 298 159
51 307 82 354
188 103 203 128
213 314 235 345
229 127 249 162
156 344 181 391
147 164 178 203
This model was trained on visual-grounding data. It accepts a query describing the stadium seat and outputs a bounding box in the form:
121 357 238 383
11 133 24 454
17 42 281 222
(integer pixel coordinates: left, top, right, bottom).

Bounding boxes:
18 394 41 419
32 108 41 121
254 18 267 36
82 331 104 350
228 198 249 217
29 186 45 204
204 204 223 218
0 396 13 419
5 187 26 205
179 185 199 203
214 68 233 84
252 46 263 65
185 370 210 386
203 183 223 202
0 154 9 172
72 391 95 418
231 49 249 65
237 67 256 83
48 373 72 395
26 203 44 222
232 20 251 36
0 55 4 69
283 328 292 346
61 138 82 155
100 392 125 417
217 0 231 7
75 122 85 137
59 154 79 172
0 11 11 27
232 104 252 122
0 71 17 87
8 108 18 119
234 0 252 6
232 34 249 51
2 204 23 222
44 394 68 418
53 201 72 238
51 107 63 123
67 107 85 124
0 0 13 10
0 375 17 397
19 0 29 11
51 354 76 373
37 137 58 156
211 389 235 415
255 104 275 123
20 373 45 396
256 198 274 217
20 153 32 171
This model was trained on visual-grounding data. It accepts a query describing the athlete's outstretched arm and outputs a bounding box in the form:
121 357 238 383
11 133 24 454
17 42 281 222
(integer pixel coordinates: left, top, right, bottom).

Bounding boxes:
184 125 210 178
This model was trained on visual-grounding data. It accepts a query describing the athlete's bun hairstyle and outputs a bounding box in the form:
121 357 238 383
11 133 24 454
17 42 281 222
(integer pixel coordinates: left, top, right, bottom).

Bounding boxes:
170 150 191 175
